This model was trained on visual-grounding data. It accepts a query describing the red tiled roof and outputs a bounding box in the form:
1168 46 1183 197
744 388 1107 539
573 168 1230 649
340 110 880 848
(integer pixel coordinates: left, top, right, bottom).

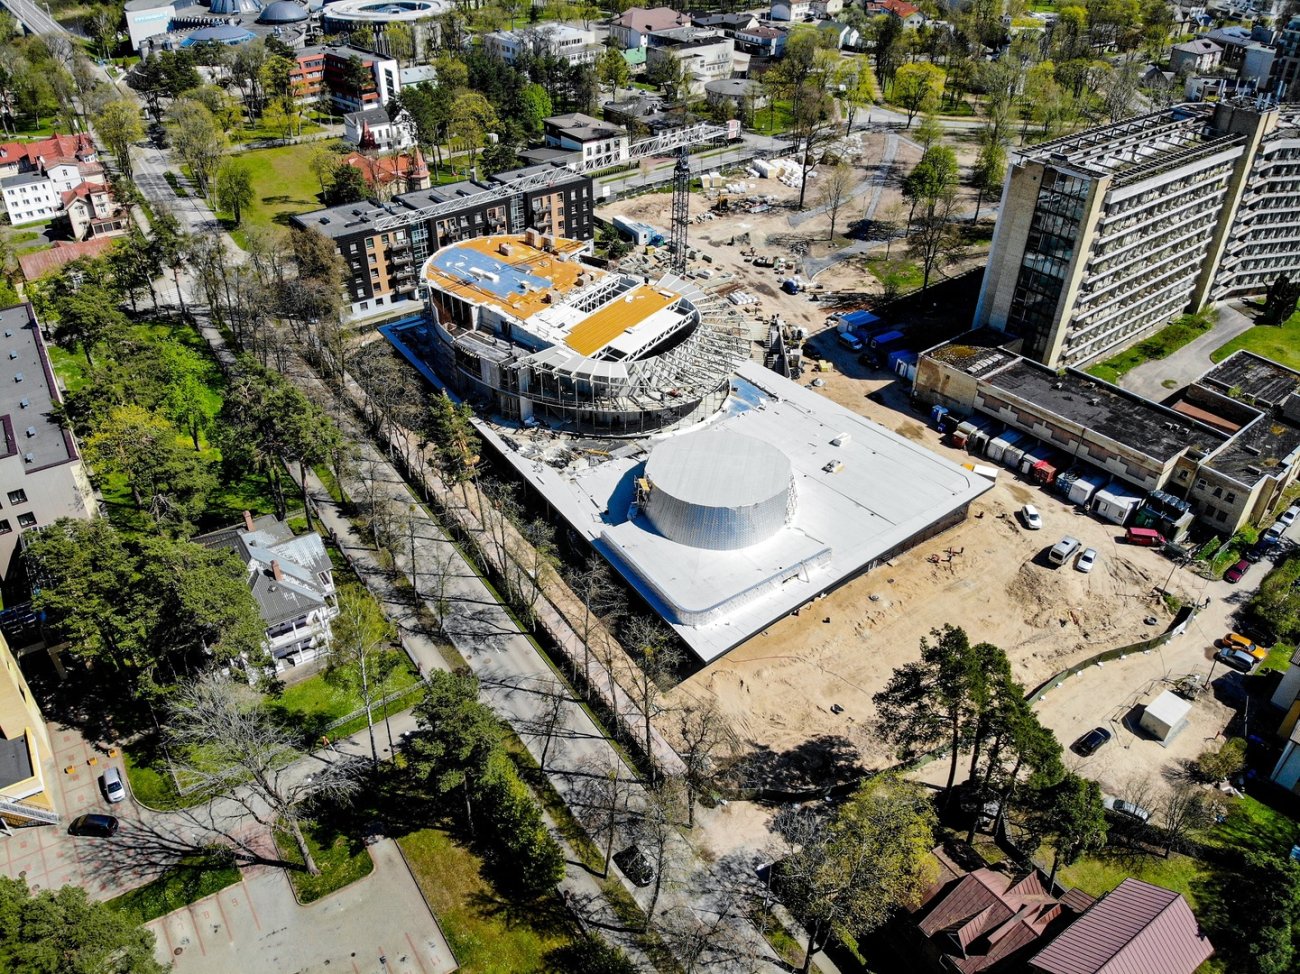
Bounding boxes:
869 0 921 17
342 148 428 188
17 237 118 281
613 6 690 31
1030 879 1213 974
0 132 96 169
59 181 109 208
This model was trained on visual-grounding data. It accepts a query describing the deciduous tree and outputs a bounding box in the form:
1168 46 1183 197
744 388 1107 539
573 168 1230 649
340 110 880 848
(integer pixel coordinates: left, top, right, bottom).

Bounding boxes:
95 100 144 178
892 62 944 128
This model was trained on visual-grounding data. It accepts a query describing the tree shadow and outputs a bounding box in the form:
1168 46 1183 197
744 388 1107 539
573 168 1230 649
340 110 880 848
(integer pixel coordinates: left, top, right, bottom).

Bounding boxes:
724 734 863 798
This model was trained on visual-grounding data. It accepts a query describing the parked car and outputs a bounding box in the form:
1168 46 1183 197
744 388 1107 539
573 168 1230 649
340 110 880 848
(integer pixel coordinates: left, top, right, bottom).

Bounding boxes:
1224 559 1251 583
1071 727 1112 756
1246 541 1271 563
1048 536 1082 566
1264 524 1285 544
836 332 863 352
68 814 119 837
101 767 125 804
1215 648 1257 673
1076 548 1097 573
1021 505 1042 530
1103 796 1152 823
1222 632 1267 660
1280 507 1299 528
613 845 654 887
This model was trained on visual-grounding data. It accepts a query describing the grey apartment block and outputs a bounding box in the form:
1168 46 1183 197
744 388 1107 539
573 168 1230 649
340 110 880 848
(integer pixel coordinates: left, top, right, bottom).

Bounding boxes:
975 101 1287 369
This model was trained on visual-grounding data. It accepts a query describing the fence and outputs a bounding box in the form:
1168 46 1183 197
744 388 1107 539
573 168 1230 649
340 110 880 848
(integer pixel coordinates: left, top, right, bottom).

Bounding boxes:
321 681 427 733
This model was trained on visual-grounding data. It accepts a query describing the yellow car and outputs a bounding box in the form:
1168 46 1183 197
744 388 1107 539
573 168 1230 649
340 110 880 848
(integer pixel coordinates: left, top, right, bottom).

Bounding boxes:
1223 632 1267 660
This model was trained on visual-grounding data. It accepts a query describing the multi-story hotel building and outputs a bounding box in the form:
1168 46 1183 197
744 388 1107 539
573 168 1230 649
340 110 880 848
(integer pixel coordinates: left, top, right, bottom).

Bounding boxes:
290 167 594 317
975 100 1291 369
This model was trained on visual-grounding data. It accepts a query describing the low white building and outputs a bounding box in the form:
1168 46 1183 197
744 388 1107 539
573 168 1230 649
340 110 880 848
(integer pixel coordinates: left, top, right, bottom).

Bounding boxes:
197 513 339 672
0 173 61 226
770 0 812 20
343 107 417 151
610 6 691 49
646 28 736 96
543 112 629 168
484 24 600 66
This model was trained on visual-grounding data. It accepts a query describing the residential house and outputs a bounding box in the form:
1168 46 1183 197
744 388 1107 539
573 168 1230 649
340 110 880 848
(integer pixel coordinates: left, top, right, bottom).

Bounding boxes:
543 112 630 168
196 513 339 672
1170 38 1224 74
1271 717 1300 791
770 0 813 21
61 183 129 241
484 25 600 66
342 148 431 195
1029 879 1213 974
735 25 788 57
909 842 1092 973
0 133 97 182
817 19 860 49
610 6 690 49
864 0 927 28
811 0 844 16
0 630 56 828
322 45 401 114
0 304 97 580
343 106 418 151
0 133 107 229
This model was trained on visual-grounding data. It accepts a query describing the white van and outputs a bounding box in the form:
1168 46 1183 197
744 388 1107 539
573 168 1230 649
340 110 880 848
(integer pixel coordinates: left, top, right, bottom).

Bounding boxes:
1048 536 1081 566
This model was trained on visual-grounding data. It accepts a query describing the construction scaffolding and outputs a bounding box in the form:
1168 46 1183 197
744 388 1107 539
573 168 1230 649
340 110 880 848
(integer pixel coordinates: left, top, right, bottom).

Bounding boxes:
670 145 691 274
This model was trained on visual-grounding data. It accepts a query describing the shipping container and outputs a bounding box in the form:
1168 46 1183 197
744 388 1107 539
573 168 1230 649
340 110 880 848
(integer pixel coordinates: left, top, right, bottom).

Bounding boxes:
985 429 1025 464
1093 482 1144 526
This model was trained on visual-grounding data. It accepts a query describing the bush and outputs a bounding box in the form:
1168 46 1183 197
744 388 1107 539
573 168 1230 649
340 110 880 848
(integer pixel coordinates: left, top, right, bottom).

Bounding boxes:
544 935 639 974
1194 738 1247 784
481 768 566 898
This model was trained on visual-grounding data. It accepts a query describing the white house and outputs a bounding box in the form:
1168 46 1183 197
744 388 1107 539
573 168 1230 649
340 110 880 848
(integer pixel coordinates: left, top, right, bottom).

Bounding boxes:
484 24 600 66
1 173 61 226
646 28 735 96
197 512 339 672
543 112 629 168
610 6 690 49
343 106 417 151
770 0 813 21
811 0 844 15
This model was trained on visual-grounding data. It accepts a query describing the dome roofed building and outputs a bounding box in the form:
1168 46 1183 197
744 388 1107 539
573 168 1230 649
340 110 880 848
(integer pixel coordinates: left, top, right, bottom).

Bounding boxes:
257 0 309 23
207 0 262 15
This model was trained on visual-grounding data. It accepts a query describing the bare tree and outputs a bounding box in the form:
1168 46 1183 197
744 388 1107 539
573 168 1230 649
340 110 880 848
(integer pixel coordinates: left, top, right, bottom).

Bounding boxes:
675 697 737 828
631 780 687 928
567 754 637 878
354 456 399 551
623 615 684 780
534 677 571 773
817 162 855 242
168 671 364 875
658 893 755 973
1158 782 1220 858
570 557 622 685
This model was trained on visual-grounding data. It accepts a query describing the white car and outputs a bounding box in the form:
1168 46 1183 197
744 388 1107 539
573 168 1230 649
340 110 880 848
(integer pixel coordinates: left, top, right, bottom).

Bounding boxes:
1021 505 1042 530
1076 548 1097 573
1280 506 1299 528
1102 796 1151 823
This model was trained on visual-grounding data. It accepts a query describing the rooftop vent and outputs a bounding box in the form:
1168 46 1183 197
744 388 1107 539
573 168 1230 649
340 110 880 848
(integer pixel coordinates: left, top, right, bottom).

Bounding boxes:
7 352 14 360
23 453 32 463
24 427 34 438
14 373 22 383
2 330 10 337
19 399 28 409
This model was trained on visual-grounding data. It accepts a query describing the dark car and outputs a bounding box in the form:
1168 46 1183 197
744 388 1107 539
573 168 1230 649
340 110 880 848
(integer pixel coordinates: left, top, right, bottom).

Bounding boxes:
1245 541 1271 563
612 845 654 887
1215 649 1257 673
1071 727 1112 756
68 814 119 837
1224 559 1251 583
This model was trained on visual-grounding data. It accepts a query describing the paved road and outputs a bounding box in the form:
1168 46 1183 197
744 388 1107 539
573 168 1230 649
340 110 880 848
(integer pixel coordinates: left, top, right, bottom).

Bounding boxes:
1 0 65 37
1120 303 1257 401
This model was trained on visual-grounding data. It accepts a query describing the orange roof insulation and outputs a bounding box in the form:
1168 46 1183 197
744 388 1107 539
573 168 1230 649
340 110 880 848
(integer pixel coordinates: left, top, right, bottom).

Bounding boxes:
564 285 677 355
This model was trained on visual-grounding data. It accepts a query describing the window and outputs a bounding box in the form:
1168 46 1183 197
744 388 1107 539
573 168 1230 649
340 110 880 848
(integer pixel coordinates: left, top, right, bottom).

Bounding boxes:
1212 486 1222 498
0 520 10 534
16 513 35 528
1177 469 1189 481
7 489 26 505
1215 509 1228 523
1225 492 1236 504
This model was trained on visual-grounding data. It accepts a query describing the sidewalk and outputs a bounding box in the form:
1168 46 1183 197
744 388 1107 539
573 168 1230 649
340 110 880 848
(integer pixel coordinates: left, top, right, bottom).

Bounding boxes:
1120 303 1257 401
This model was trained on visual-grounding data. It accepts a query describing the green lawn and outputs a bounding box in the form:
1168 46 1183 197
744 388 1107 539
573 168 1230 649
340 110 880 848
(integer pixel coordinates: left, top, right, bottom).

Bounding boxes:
107 851 241 922
753 100 795 136
274 817 374 904
1260 642 1295 673
865 255 925 293
1210 309 1300 372
230 120 326 145
1085 310 1215 385
221 143 328 233
270 649 421 742
1200 793 1300 857
1057 850 1213 911
399 828 574 973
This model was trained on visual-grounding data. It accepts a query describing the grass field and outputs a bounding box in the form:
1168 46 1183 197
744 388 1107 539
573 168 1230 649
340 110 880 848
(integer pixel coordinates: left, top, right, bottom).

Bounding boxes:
399 828 574 973
108 852 241 922
221 143 328 233
1210 309 1300 372
1057 849 1212 910
270 646 422 743
753 100 795 136
1085 310 1215 385
274 816 374 903
865 255 925 293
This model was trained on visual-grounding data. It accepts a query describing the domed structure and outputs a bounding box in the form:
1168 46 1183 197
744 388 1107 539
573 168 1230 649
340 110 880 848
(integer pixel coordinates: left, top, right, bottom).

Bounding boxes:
179 23 256 45
208 0 262 15
257 0 309 23
643 430 794 551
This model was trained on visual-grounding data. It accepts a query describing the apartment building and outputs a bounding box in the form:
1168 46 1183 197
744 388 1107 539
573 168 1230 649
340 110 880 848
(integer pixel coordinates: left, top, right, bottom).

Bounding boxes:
646 28 736 96
0 304 97 581
610 6 690 49
290 47 326 101
1214 105 1300 296
975 102 1274 369
321 45 401 114
0 630 55 827
290 167 595 317
483 25 600 66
